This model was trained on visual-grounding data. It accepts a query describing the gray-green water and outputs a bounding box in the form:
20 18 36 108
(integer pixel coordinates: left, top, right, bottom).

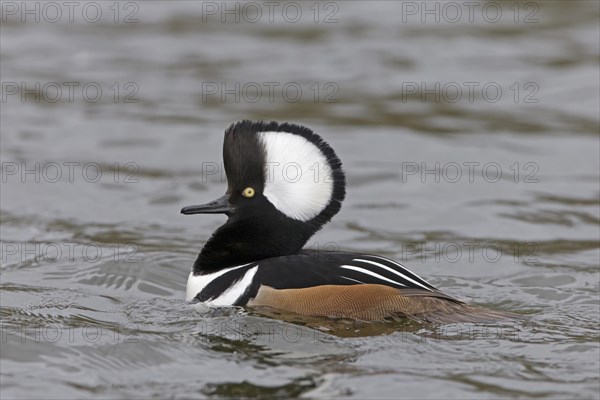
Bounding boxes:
1 1 599 399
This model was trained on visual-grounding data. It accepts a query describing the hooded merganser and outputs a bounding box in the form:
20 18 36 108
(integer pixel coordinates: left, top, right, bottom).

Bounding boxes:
181 120 519 323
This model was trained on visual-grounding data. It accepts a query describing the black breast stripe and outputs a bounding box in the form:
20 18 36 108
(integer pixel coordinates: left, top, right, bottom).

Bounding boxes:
195 263 257 302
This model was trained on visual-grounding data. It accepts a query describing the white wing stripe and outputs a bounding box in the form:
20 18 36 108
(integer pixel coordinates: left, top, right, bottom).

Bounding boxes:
367 255 435 287
340 276 364 284
208 266 259 306
340 265 406 287
353 258 433 291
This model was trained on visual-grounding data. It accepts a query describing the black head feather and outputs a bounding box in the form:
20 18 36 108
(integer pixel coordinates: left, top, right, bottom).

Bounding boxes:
193 120 346 272
223 120 346 227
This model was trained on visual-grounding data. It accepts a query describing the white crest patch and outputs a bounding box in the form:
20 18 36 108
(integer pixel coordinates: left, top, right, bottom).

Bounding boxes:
258 131 333 221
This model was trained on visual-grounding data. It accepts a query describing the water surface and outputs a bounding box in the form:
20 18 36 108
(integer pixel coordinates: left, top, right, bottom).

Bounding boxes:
1 1 599 399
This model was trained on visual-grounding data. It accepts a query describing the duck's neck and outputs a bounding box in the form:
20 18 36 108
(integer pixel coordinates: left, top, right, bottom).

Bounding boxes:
193 216 315 274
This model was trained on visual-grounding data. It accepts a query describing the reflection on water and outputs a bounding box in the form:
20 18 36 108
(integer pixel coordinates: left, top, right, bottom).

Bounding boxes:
1 1 599 399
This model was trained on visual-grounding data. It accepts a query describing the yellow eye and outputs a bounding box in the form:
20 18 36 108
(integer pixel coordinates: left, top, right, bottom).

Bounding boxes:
242 187 255 198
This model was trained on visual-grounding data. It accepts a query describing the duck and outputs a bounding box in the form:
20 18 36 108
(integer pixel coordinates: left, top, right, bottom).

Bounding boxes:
181 120 519 323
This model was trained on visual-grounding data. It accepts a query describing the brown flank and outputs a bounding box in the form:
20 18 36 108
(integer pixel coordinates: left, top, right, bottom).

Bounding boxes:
247 284 520 323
